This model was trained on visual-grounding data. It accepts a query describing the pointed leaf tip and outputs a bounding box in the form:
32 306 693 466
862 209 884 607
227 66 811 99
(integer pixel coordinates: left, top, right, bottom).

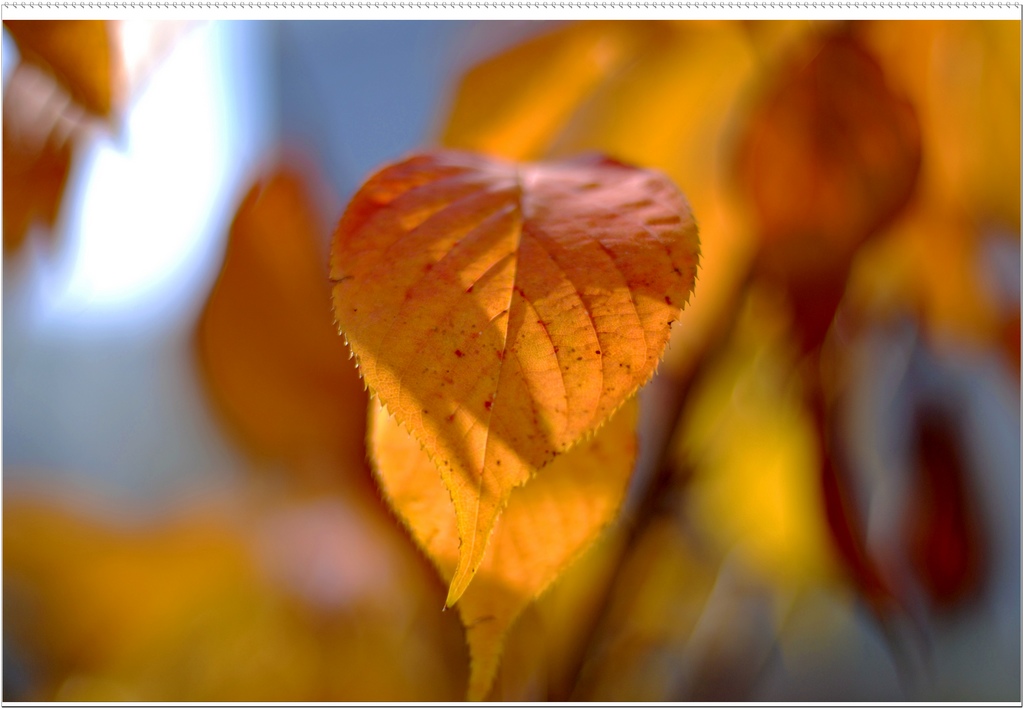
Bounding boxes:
371 397 640 700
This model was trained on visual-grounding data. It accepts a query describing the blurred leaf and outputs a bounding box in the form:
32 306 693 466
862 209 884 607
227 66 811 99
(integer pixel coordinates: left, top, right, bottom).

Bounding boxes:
674 289 841 590
861 20 1021 229
2 63 80 252
332 151 697 604
4 20 120 117
196 167 368 477
442 21 649 161
551 22 754 191
735 32 921 276
370 397 638 701
3 484 467 701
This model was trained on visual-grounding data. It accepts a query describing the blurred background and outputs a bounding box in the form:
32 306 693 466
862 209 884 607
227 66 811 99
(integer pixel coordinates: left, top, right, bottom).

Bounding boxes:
2 19 1020 701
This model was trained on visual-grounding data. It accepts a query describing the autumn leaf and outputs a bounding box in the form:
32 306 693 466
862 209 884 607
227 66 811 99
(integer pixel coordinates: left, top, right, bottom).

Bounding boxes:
442 22 649 161
861 20 1021 229
735 32 921 277
370 396 639 700
4 21 121 118
439 21 769 381
196 167 368 477
331 150 698 604
674 288 841 591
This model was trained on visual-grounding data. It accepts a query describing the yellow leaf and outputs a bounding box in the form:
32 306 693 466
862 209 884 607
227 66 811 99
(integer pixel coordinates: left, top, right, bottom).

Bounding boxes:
861 20 1021 229
550 21 755 192
441 22 651 161
332 150 698 604
4 20 120 117
196 167 368 476
675 289 840 590
370 397 639 700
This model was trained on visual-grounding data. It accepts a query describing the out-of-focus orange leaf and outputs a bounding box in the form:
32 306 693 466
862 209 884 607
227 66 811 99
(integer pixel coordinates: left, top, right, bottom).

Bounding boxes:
370 397 638 700
4 20 121 117
442 22 650 161
2 63 81 252
332 150 698 604
550 22 754 190
735 32 921 276
4 484 467 701
861 21 1021 229
196 168 368 477
4 491 253 696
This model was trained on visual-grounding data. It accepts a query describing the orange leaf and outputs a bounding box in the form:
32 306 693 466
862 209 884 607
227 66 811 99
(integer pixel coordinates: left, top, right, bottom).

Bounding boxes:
861 20 1021 229
331 150 698 604
196 168 368 476
439 21 763 380
735 33 921 274
4 20 120 117
441 22 649 161
370 396 639 700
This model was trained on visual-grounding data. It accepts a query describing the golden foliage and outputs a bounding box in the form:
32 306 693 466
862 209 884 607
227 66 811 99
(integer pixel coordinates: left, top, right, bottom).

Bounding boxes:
675 290 840 589
4 485 468 701
332 151 697 604
442 22 648 161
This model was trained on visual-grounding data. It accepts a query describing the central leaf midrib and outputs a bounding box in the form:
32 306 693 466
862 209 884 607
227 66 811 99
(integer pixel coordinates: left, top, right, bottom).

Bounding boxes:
459 167 526 586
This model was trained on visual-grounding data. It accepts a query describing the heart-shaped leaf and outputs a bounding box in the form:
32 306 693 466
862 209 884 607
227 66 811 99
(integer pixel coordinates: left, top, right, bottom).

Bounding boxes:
331 150 698 603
